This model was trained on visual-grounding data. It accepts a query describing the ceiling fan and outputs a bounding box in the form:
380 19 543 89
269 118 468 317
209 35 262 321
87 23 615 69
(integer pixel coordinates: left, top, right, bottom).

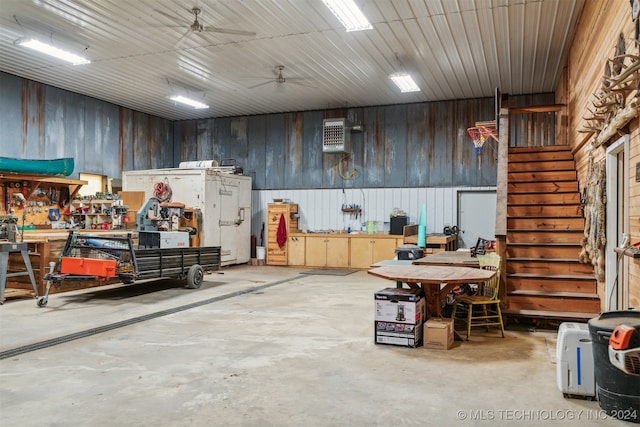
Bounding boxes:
162 6 256 46
248 65 315 89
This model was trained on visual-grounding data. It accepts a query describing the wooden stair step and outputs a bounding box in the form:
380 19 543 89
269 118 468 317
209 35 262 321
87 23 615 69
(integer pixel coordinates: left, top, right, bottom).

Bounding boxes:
508 170 577 182
509 145 572 153
507 229 584 244
507 205 582 216
508 181 579 193
507 258 594 276
507 217 585 229
507 272 595 280
508 151 574 163
508 290 599 299
502 309 598 321
506 244 582 259
506 293 601 313
508 242 583 246
507 274 597 294
508 160 575 172
507 193 580 205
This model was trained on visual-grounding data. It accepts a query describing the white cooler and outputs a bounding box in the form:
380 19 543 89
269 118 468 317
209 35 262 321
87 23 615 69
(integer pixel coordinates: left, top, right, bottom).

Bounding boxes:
556 322 596 398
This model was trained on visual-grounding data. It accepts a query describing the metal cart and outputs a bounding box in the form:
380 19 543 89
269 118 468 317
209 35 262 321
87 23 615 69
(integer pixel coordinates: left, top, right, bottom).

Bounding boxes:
40 231 221 307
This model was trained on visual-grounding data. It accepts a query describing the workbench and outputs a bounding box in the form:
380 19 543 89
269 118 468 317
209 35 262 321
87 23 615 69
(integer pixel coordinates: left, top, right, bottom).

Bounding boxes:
402 225 458 253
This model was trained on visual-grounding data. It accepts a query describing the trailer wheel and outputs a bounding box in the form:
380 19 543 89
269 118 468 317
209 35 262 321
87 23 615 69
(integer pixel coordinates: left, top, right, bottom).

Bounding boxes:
186 264 204 289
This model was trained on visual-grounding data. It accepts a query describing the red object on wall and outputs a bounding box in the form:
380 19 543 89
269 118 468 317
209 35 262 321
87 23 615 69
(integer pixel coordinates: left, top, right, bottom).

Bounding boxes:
276 213 287 247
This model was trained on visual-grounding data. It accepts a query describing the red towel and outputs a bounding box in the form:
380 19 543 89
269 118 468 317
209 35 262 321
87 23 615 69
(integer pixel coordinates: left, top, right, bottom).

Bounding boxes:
276 213 287 247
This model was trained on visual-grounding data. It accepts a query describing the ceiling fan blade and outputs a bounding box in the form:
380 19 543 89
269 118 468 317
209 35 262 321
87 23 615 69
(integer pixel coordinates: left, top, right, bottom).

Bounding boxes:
203 26 256 37
153 9 180 21
287 79 316 89
175 29 192 48
248 80 274 89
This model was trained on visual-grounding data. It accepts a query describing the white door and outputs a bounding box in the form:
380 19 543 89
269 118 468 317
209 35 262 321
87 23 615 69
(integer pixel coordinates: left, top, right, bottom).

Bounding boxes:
457 190 497 249
605 135 630 310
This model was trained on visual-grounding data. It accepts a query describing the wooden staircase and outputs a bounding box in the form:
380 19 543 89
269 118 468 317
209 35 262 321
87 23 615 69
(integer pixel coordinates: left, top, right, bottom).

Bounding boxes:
503 145 600 321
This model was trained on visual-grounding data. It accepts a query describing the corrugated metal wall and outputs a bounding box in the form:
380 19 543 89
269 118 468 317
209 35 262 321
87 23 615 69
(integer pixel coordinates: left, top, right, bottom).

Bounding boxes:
0 72 174 179
0 72 553 239
174 98 501 189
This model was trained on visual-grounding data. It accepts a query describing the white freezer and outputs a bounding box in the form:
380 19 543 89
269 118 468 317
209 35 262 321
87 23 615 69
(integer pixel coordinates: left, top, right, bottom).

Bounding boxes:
122 168 252 266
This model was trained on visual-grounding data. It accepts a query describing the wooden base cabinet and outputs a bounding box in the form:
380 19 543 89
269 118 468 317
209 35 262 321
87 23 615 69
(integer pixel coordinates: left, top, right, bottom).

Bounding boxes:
349 237 401 268
287 235 306 266
305 236 349 268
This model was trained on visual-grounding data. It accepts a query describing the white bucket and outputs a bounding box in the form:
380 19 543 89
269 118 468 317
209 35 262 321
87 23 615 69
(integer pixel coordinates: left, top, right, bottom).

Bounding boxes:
256 246 266 260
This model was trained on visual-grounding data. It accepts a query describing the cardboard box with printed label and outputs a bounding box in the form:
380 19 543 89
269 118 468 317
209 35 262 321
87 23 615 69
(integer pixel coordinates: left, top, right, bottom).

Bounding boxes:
374 287 425 325
375 321 423 348
424 317 454 349
374 287 425 347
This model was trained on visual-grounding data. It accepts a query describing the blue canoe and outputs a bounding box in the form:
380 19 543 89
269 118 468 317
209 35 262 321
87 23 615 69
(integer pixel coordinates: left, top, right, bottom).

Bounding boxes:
0 157 74 176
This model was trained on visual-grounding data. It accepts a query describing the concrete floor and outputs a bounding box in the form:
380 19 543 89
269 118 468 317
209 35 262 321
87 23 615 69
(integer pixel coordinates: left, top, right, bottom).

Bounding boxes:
0 265 627 426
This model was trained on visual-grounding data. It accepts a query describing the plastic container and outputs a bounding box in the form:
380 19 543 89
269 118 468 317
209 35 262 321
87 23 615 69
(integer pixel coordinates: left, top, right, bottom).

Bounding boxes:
366 220 378 235
256 246 266 260
556 322 595 398
587 310 640 423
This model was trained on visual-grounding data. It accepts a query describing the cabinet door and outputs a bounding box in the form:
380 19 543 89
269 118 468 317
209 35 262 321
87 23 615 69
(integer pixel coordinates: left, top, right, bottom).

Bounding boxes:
288 236 306 266
371 238 398 264
349 238 374 269
305 236 327 267
326 237 349 268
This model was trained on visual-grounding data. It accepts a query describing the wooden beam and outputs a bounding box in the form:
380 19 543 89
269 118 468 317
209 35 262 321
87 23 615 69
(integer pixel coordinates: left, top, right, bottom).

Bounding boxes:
495 97 509 237
509 104 565 113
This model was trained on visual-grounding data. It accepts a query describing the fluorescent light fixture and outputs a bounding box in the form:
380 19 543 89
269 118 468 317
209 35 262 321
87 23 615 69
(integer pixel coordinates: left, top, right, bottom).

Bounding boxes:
389 72 421 93
322 0 372 32
17 39 90 65
169 95 209 109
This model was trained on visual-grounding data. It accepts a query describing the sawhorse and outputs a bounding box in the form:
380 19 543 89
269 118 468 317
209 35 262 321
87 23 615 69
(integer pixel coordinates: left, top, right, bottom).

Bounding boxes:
0 242 39 304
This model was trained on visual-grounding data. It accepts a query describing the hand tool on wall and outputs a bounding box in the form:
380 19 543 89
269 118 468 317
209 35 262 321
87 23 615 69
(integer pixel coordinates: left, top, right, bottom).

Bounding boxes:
2 184 7 213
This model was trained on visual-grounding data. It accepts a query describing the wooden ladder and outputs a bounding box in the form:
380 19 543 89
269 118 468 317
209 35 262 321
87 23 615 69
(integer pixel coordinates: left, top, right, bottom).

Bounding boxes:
503 145 600 321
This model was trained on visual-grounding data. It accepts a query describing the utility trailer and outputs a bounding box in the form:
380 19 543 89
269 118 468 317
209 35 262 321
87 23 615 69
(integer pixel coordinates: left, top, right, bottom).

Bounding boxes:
39 231 221 307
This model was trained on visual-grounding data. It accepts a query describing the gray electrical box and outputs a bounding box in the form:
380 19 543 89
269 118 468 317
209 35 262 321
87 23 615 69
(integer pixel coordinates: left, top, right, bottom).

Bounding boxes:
323 118 349 153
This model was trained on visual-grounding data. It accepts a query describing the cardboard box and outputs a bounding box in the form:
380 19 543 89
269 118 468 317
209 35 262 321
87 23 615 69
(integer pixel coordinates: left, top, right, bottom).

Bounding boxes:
424 317 454 349
375 287 425 325
375 321 423 348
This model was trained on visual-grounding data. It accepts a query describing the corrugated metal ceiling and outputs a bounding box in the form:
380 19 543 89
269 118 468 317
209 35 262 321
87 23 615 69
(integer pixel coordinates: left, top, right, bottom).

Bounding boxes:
0 0 584 120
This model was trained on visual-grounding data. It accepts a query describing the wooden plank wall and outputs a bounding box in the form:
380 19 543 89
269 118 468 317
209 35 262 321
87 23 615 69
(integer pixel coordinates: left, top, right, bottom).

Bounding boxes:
559 0 639 309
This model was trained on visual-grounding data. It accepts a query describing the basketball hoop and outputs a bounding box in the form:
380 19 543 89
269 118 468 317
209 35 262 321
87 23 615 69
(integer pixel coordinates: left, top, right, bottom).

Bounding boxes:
467 125 498 155
467 127 487 154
